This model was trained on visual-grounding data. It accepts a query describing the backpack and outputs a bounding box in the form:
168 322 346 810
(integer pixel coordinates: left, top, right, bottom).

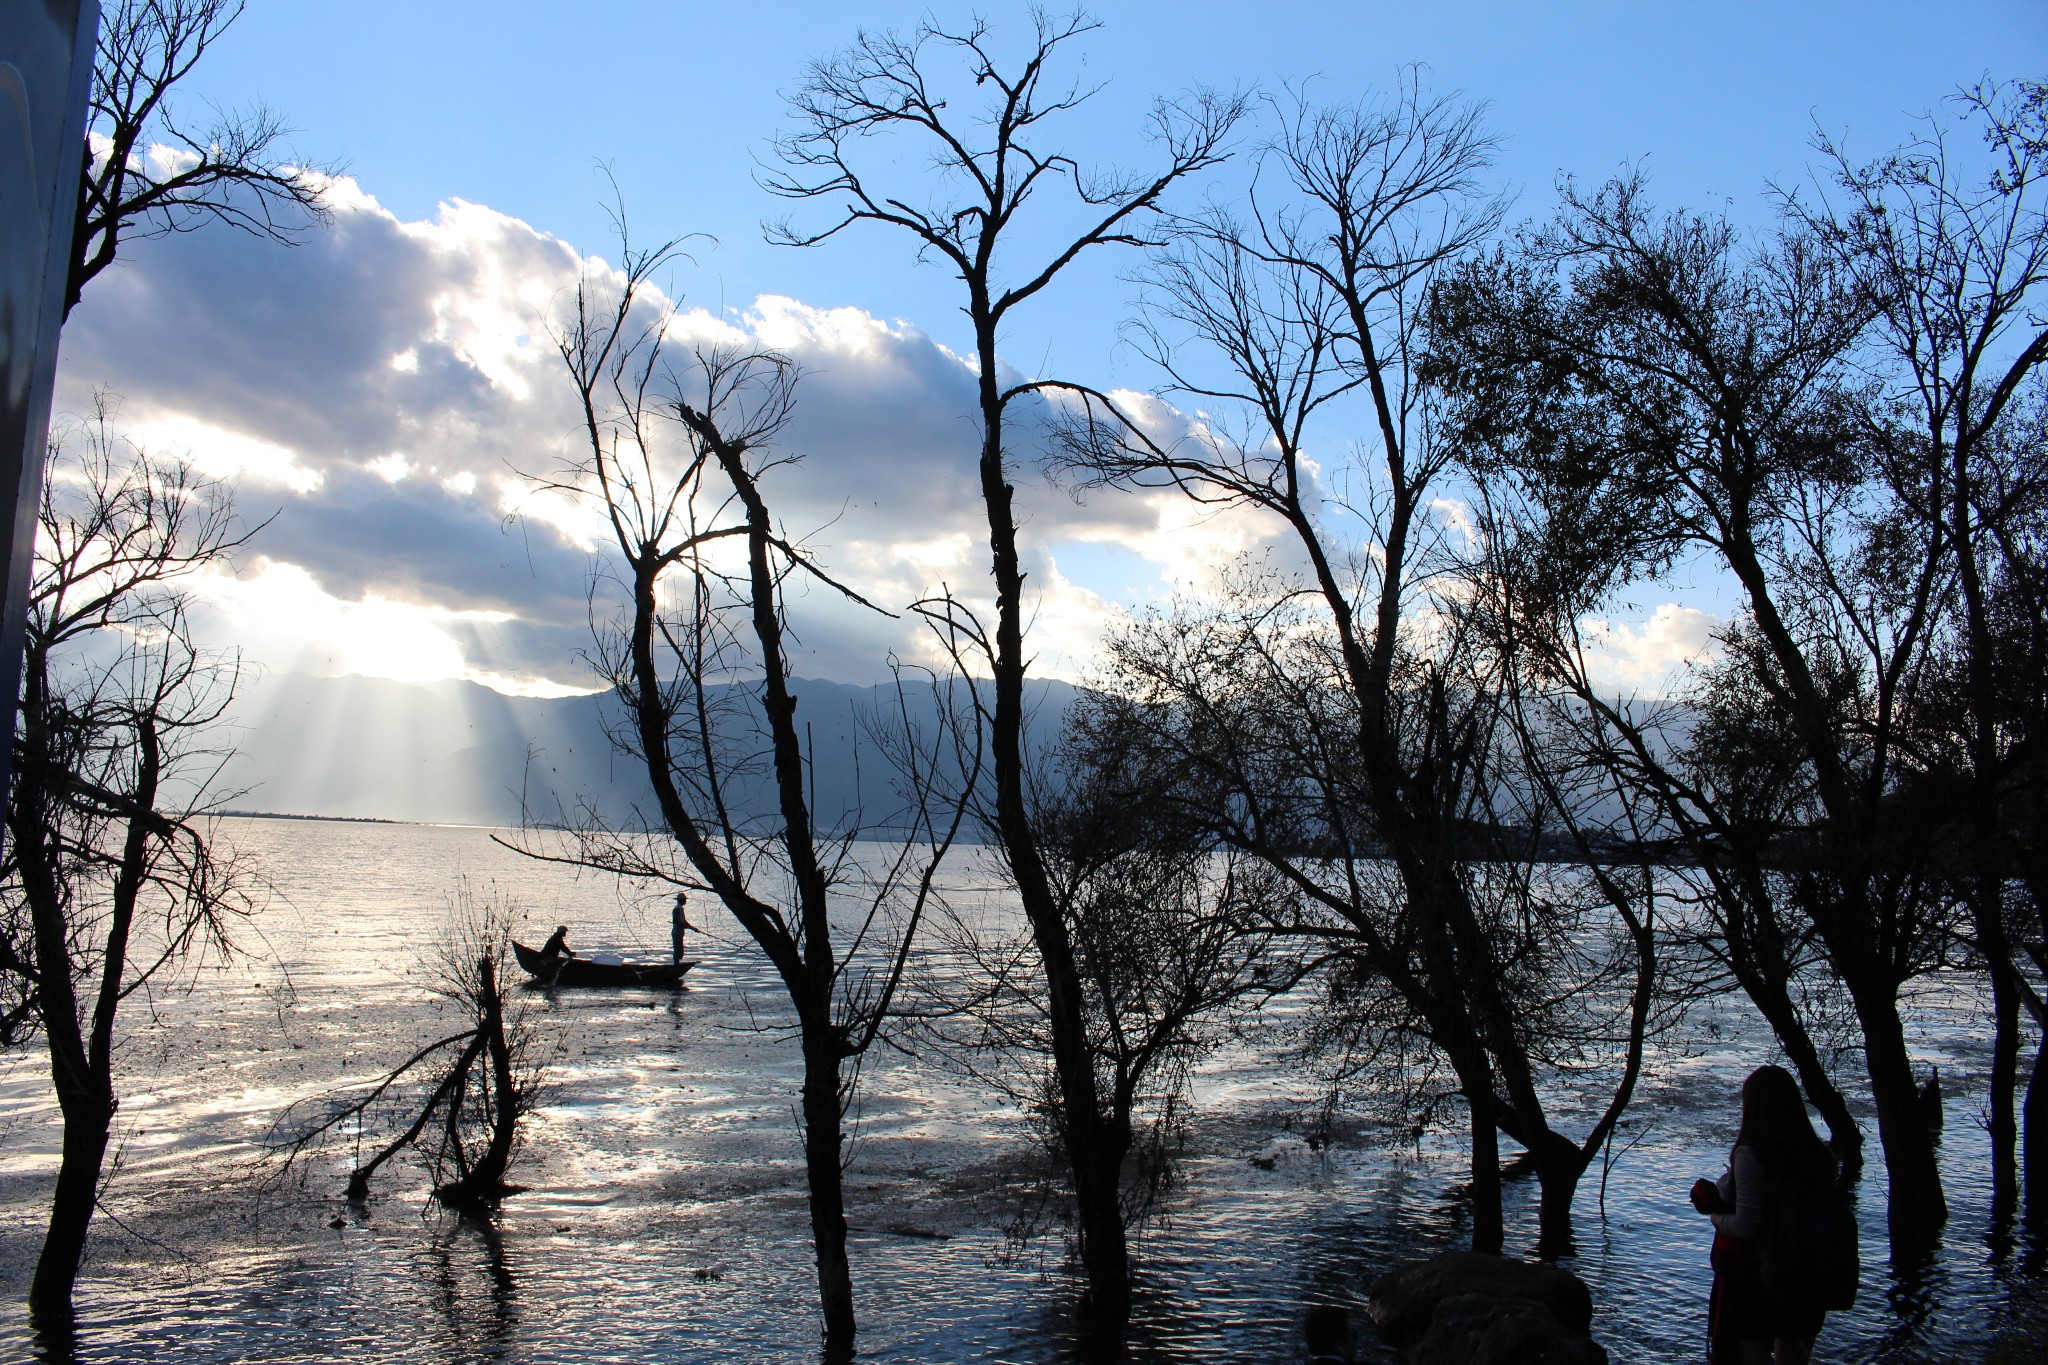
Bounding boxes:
1758 1170 1860 1312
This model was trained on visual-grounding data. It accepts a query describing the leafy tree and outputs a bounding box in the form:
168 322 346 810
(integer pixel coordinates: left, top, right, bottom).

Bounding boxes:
1790 78 2048 1214
1432 174 1963 1245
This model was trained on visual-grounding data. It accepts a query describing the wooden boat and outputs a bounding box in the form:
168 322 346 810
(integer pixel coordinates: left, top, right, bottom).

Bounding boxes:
512 939 695 988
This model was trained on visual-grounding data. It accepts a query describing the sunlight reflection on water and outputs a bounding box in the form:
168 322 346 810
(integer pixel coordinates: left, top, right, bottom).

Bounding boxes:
0 817 2037 1362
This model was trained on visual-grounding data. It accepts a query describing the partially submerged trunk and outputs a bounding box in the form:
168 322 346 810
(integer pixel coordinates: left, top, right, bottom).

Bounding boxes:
29 1087 114 1325
1853 987 1949 1244
1468 1106 1504 1255
799 1026 856 1358
433 958 525 1215
20 687 162 1325
1986 956 2021 1217
1069 1110 1134 1326
1532 1148 1583 1261
977 336 1132 1327
2026 1032 2048 1225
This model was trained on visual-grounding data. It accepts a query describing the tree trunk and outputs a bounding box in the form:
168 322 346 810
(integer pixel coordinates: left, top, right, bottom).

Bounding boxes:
974 326 1130 1328
1469 1103 1503 1255
800 1030 856 1361
1533 1150 1582 1261
1070 1120 1132 1329
1987 960 2021 1217
2025 1031 2048 1226
1740 963 1864 1176
434 959 521 1214
1854 992 1948 1246
29 1087 114 1324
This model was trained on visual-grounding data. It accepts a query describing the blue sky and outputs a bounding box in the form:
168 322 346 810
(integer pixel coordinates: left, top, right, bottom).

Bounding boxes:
191 1 2038 373
53 1 2045 697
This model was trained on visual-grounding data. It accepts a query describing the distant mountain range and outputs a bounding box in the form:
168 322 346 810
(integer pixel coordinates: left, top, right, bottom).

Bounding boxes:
215 671 1080 831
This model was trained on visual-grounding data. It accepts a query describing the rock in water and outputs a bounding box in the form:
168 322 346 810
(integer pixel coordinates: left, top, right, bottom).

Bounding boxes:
1369 1251 1602 1362
1410 1293 1607 1365
1370 1250 1594 1341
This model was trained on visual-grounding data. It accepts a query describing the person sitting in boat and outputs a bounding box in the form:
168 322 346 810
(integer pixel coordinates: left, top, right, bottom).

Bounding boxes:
538 925 574 966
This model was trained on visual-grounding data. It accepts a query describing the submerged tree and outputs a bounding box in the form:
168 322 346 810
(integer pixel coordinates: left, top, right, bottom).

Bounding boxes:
67 0 328 320
0 410 259 1326
1454 467 1872 1181
275 889 543 1216
768 12 1241 1323
1788 78 2048 1216
1431 173 1964 1245
519 233 974 1358
919 685 1280 1259
1049 80 1664 1256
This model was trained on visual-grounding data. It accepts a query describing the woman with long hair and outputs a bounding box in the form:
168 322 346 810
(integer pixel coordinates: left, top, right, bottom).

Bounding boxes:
1690 1064 1838 1364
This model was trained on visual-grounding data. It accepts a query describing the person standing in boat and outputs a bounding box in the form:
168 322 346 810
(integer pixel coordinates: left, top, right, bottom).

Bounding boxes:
671 892 694 965
1690 1065 1838 1364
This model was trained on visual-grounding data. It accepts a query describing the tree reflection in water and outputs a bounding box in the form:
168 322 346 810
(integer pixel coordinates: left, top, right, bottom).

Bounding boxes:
425 1215 517 1361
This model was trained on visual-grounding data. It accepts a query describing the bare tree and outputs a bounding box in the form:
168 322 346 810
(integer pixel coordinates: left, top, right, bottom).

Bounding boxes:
1084 555 1666 1258
1789 78 2048 1216
0 407 260 1327
917 685 1280 1256
274 886 544 1217
513 235 973 1358
68 0 329 319
1050 81 1663 1255
766 12 1241 1324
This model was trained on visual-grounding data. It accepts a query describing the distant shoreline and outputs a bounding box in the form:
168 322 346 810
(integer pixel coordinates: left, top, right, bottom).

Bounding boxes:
218 810 408 826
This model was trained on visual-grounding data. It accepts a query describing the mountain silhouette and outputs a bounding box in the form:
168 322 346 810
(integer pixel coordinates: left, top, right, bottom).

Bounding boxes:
216 671 1080 833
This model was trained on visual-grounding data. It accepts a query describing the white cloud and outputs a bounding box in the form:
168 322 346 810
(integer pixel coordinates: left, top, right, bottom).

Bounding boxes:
1580 603 1721 691
49 173 1302 695
126 412 324 494
1430 496 1480 552
367 452 413 483
67 174 1713 713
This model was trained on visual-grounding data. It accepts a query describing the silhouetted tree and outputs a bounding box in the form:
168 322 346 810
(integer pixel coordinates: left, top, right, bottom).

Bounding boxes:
0 408 259 1328
1084 561 1667 1259
1452 471 1870 1175
766 10 1241 1325
1789 78 2048 1216
67 0 328 320
518 233 973 1359
917 687 1281 1255
274 888 543 1216
1431 174 1964 1246
1048 81 1666 1256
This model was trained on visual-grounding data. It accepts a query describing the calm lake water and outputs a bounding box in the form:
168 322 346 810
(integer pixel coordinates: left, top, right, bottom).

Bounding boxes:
0 816 2039 1362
